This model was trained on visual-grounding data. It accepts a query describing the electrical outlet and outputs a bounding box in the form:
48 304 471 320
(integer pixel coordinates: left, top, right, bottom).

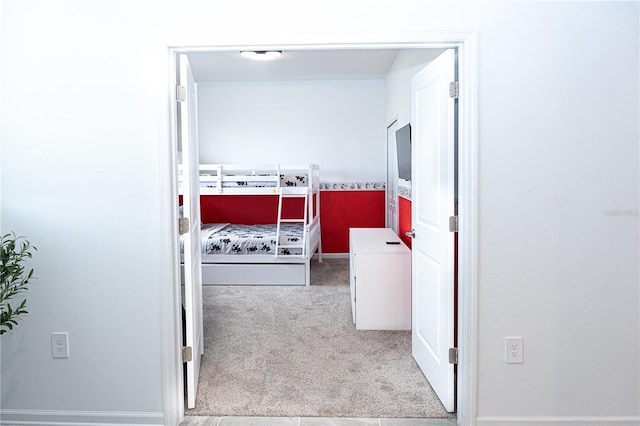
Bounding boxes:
505 337 523 363
51 332 69 358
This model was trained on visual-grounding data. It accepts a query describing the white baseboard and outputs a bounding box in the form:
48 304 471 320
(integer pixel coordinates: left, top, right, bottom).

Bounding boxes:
0 409 164 426
314 253 349 259
476 416 640 426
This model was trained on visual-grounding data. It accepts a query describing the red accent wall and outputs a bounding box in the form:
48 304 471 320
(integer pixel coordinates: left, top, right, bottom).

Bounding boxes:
199 195 310 224
193 190 386 254
319 190 385 253
398 196 412 249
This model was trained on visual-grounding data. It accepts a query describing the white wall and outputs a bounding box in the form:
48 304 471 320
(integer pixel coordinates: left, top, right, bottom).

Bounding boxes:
197 79 386 182
472 2 639 419
385 49 446 194
1 1 638 425
385 49 446 127
0 1 169 422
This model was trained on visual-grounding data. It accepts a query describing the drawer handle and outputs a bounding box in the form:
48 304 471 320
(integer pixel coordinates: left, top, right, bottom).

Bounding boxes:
405 230 416 238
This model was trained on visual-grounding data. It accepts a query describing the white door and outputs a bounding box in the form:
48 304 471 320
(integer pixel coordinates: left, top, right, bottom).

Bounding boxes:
410 49 456 412
386 120 399 232
179 53 203 410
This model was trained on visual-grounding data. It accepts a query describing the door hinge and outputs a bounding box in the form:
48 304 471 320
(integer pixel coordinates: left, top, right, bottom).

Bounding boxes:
179 217 190 235
182 346 193 363
449 215 459 233
449 347 458 365
449 81 459 99
176 85 186 102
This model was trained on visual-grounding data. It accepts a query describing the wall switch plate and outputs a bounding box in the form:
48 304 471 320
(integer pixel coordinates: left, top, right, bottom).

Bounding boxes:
51 332 69 358
505 337 523 363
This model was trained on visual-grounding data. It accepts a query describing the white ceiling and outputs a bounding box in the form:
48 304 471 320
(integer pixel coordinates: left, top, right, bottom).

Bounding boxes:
186 49 401 82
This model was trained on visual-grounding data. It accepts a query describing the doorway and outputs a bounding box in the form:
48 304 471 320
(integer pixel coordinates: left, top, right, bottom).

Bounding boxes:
164 34 478 426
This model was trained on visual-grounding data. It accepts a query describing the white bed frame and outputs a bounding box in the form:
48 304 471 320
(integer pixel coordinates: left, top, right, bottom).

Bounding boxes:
181 164 322 286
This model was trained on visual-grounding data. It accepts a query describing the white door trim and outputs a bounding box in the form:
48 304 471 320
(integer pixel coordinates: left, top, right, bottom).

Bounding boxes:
386 117 399 233
455 30 479 426
159 48 185 426
161 31 479 426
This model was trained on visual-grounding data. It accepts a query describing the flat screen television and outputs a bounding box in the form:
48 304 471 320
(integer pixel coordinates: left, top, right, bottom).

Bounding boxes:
396 123 412 181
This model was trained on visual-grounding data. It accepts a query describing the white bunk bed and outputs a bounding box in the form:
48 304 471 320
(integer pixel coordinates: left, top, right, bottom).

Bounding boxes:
180 164 322 286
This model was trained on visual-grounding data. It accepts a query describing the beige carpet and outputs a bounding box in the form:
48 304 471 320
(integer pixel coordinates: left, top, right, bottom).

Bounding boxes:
186 258 453 418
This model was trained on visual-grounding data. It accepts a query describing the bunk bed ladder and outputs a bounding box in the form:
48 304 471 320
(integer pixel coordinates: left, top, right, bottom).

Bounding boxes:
275 186 309 258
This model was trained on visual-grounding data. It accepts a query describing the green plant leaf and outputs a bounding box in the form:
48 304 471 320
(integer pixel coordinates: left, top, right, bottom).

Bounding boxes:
0 233 37 335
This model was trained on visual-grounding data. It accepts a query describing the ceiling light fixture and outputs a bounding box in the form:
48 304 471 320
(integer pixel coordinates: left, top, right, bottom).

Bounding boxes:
240 50 283 61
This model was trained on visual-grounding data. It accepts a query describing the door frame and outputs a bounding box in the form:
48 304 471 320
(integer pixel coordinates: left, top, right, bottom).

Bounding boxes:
161 31 478 426
386 117 399 233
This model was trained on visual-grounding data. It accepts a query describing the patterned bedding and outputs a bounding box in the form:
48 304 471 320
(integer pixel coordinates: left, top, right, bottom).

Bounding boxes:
200 174 308 189
199 223 304 256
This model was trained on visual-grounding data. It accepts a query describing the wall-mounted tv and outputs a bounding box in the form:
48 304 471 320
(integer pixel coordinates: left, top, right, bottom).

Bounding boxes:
396 123 412 181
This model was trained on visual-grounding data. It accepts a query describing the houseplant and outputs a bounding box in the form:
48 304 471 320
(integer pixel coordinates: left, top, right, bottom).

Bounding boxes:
0 233 36 335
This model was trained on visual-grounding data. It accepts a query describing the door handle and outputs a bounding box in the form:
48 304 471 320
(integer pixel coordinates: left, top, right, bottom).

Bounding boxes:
405 229 416 238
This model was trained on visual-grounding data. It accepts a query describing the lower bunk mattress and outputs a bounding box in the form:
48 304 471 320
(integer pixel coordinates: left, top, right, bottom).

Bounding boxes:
198 223 304 256
181 222 318 286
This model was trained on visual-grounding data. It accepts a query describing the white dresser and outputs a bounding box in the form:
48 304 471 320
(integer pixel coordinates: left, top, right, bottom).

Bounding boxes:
349 228 411 330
